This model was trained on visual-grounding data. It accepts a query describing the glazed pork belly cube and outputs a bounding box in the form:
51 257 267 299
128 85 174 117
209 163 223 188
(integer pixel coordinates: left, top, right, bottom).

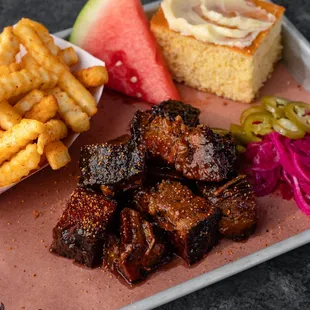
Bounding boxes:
133 180 221 265
50 187 117 267
79 134 146 194
197 175 258 240
104 208 171 283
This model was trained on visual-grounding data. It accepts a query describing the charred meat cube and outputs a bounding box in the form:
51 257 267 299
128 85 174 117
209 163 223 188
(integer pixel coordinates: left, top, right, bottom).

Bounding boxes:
174 125 237 182
104 208 171 283
50 187 117 267
145 157 189 187
130 110 151 146
131 110 236 182
133 181 221 265
197 175 257 240
79 136 146 193
108 134 131 144
151 100 200 127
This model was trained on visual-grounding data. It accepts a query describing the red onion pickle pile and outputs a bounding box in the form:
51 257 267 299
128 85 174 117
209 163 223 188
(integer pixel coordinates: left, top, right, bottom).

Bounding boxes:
244 132 310 215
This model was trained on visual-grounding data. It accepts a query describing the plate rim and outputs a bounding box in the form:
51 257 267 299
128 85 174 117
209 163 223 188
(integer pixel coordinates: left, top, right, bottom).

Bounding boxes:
123 230 310 310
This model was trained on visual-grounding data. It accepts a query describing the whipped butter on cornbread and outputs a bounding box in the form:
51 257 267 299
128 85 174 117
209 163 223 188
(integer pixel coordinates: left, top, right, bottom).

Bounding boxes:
151 0 285 103
162 0 275 48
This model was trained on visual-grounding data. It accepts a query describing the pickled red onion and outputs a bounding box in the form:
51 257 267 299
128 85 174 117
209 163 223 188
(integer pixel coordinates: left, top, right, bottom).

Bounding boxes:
244 132 310 215
292 176 310 216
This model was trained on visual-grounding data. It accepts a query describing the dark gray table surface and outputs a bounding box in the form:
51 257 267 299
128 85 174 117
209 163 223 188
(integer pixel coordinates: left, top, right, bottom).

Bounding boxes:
1 0 310 309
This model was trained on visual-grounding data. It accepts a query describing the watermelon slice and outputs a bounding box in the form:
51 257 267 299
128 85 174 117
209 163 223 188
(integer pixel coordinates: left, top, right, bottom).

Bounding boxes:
70 0 180 104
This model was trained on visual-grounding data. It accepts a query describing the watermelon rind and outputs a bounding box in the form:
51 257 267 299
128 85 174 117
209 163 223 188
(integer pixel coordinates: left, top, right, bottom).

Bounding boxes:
70 0 105 46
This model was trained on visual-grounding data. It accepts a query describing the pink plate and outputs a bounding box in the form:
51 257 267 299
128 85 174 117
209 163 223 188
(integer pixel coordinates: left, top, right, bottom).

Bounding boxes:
1 64 310 310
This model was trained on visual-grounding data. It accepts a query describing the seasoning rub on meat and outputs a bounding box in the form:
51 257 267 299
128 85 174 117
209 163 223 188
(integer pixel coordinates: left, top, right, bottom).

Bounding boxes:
131 105 236 182
50 187 117 267
104 208 172 283
133 180 221 265
50 99 257 284
197 175 257 240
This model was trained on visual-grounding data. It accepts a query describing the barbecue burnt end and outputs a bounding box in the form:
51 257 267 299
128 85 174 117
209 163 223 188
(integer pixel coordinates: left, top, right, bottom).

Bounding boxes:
132 180 221 265
50 187 117 267
131 109 237 182
145 157 191 188
50 97 258 284
79 135 146 194
197 175 257 240
103 208 172 284
175 124 237 182
151 99 200 127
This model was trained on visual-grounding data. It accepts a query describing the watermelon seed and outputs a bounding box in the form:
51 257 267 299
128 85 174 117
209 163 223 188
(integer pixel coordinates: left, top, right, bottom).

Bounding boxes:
115 61 123 67
130 76 138 83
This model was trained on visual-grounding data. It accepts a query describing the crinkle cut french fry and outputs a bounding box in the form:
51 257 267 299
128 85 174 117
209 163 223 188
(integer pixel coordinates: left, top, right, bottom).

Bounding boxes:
0 69 37 100
0 68 57 103
73 66 109 88
14 21 65 75
13 89 46 116
21 53 38 70
21 55 59 90
14 22 97 116
44 140 71 170
25 95 58 123
0 143 41 187
20 20 73 68
0 119 44 165
34 67 57 89
22 18 60 56
0 62 20 75
48 87 90 133
0 26 20 65
9 62 21 73
59 71 97 116
0 100 22 130
36 67 58 90
0 65 10 76
37 119 68 154
21 54 58 90
58 47 79 67
8 93 29 106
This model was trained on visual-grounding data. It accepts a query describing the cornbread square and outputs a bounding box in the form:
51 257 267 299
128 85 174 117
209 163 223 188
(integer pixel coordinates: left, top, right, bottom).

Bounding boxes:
150 1 285 103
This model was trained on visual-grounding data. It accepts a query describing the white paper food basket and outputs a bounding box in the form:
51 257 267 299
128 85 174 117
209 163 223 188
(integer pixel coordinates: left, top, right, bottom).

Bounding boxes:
0 35 105 195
